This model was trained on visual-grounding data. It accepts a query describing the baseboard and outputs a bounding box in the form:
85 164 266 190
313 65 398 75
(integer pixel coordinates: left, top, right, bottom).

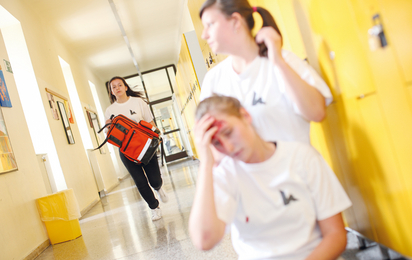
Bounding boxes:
106 180 120 193
118 173 130 181
80 197 100 217
23 239 50 260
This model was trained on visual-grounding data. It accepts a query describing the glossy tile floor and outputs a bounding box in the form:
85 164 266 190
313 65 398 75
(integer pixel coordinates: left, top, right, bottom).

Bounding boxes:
35 158 409 260
35 158 238 260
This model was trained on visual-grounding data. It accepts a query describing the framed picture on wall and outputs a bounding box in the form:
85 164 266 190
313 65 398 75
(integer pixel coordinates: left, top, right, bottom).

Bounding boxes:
46 92 59 120
57 101 75 144
86 109 105 154
0 108 17 174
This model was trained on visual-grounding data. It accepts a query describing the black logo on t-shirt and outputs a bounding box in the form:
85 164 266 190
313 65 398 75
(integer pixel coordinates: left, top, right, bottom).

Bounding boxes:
252 92 265 106
130 110 136 115
280 190 298 205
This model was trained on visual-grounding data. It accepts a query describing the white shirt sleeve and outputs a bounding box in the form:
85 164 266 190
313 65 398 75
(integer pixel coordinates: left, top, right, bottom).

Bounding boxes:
302 146 352 220
282 50 333 113
104 106 113 121
213 164 238 225
199 71 215 101
137 98 154 122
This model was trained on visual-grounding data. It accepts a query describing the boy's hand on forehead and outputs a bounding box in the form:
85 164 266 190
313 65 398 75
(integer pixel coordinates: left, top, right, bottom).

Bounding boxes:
194 114 218 144
194 114 220 163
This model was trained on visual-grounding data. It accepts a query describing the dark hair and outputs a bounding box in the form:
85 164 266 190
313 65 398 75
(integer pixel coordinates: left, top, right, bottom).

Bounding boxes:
107 76 145 104
195 95 242 121
199 0 282 57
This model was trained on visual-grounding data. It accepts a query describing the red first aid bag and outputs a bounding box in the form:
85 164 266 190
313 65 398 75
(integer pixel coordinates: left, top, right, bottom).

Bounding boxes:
95 114 161 164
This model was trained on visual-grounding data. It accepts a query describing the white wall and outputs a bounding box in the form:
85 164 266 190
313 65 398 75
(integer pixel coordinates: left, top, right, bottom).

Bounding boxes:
0 31 49 260
0 1 121 259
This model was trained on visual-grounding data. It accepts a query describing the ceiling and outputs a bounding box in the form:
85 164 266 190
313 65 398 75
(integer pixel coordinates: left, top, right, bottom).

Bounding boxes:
20 0 190 82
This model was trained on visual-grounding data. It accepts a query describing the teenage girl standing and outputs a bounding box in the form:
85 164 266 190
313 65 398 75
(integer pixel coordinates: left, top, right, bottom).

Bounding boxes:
105 76 168 221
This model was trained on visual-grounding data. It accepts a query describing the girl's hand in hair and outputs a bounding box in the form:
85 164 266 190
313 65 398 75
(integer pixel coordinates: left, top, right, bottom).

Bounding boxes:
255 27 283 65
194 114 218 165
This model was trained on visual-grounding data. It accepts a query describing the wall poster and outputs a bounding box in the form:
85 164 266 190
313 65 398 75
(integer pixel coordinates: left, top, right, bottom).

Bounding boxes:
0 107 17 174
0 69 12 107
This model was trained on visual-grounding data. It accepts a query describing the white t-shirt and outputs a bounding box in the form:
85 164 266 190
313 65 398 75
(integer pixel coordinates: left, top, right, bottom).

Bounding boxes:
213 141 352 260
104 97 153 124
200 50 333 144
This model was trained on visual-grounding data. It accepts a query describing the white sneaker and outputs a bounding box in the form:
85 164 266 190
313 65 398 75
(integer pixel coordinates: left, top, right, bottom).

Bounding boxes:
151 207 162 221
155 188 169 203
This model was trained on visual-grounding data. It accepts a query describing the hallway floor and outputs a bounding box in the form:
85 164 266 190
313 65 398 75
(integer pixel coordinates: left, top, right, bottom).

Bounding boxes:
35 158 408 260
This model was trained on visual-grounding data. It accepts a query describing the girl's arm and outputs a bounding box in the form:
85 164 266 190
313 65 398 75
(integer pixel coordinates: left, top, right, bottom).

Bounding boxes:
305 213 347 260
149 121 156 127
189 114 226 250
255 27 326 122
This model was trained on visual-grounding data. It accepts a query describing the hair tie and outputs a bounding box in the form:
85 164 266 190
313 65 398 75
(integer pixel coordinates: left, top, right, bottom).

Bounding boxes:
252 6 258 12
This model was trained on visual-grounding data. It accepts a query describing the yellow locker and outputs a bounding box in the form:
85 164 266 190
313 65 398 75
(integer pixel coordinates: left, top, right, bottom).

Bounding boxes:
323 102 376 238
378 0 412 83
354 95 411 252
306 0 412 256
309 0 376 100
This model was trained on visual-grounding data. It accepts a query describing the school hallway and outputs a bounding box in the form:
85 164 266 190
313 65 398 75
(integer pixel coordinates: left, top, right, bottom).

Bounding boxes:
34 158 237 260
33 158 408 260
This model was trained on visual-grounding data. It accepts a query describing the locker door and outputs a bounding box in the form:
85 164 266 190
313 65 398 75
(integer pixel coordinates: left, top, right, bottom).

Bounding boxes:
354 94 411 253
378 0 412 83
308 0 412 256
309 0 376 99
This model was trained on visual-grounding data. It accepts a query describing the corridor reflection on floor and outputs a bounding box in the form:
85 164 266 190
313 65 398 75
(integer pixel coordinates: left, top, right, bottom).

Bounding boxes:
35 158 238 260
35 158 408 260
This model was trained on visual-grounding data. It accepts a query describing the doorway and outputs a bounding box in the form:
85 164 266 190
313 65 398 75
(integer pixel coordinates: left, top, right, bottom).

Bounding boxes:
124 65 190 163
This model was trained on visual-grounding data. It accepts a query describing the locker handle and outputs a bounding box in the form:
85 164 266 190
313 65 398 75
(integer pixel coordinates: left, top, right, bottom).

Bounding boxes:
357 91 376 100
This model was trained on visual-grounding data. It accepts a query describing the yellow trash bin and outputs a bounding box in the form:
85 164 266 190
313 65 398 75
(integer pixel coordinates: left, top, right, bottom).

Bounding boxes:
36 189 82 244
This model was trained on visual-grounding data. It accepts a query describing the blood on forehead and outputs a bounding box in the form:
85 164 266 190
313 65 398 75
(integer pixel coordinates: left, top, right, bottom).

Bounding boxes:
210 120 225 143
211 120 224 131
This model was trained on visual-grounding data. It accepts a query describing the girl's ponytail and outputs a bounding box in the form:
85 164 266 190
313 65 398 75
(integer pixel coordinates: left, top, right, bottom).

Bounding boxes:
254 7 282 57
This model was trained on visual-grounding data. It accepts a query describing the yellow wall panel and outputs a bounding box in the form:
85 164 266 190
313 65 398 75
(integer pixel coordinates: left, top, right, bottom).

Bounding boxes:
305 0 412 256
379 0 412 83
309 0 376 99
354 95 411 253
175 35 201 158
348 2 412 254
325 102 377 238
260 0 306 59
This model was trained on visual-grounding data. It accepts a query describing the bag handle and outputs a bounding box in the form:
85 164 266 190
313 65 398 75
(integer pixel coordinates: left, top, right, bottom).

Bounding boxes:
94 115 116 150
97 114 115 134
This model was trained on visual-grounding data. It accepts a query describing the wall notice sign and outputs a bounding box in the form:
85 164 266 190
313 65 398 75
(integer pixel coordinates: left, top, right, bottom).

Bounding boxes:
3 60 12 73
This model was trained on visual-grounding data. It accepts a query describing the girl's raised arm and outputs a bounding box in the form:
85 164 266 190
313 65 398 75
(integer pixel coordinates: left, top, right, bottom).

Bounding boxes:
256 27 326 122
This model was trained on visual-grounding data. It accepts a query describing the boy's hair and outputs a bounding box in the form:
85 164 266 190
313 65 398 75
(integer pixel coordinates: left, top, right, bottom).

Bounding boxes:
195 95 242 120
